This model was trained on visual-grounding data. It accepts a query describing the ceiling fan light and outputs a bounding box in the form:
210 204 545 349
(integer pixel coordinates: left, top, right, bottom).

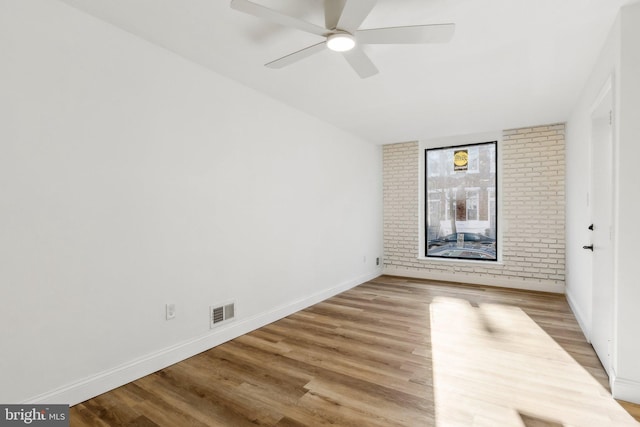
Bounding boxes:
326 33 356 52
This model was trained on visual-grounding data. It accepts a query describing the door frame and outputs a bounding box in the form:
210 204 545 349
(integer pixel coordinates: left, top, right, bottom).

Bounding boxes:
588 74 617 382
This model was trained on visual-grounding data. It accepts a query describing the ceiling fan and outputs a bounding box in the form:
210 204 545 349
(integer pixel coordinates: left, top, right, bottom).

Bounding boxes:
230 0 455 78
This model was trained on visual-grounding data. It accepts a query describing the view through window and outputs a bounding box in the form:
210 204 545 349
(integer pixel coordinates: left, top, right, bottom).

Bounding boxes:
425 142 497 261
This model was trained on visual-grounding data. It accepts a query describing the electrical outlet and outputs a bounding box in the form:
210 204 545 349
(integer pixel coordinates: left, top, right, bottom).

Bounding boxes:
376 257 380 265
166 303 176 320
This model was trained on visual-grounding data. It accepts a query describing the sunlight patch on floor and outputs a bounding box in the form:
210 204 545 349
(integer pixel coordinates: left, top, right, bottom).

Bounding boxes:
429 297 638 427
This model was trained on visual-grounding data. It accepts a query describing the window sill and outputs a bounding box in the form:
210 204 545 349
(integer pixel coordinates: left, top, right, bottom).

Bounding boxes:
416 256 503 266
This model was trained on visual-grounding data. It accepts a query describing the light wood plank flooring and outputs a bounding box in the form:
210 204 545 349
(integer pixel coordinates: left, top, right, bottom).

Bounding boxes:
70 276 640 426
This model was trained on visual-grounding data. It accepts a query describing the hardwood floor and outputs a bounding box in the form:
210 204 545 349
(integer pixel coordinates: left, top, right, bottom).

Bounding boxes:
70 276 640 426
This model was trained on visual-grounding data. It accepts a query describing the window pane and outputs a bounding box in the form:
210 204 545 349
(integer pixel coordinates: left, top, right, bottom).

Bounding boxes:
425 142 497 261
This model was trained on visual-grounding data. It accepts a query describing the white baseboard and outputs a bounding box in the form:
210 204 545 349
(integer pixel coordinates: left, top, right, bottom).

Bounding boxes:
383 267 565 294
24 270 382 406
565 288 591 342
612 373 640 404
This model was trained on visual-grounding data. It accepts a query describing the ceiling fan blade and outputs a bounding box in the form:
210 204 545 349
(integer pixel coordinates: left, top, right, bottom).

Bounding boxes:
342 48 378 78
231 0 327 37
324 0 346 30
357 23 455 44
336 0 377 33
265 42 326 69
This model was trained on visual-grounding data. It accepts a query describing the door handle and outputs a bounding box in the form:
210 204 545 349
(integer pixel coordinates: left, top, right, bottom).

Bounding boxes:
583 245 594 251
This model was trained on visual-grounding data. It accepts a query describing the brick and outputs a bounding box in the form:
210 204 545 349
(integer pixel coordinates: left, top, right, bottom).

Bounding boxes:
383 124 566 285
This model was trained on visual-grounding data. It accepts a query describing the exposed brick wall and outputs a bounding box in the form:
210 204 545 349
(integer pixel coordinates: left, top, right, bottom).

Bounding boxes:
383 142 420 267
383 124 566 290
501 125 566 283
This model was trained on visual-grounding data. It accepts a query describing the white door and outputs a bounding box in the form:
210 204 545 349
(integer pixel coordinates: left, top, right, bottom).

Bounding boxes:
589 82 614 377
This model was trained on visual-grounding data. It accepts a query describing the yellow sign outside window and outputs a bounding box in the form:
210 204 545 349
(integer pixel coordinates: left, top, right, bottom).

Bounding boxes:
454 150 468 171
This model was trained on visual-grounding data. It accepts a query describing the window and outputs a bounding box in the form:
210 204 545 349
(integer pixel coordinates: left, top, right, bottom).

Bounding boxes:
427 152 441 177
467 147 479 173
466 189 479 221
425 142 497 261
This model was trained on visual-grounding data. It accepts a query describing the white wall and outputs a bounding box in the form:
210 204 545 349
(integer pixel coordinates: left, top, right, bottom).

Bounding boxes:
614 1 640 401
565 15 620 343
566 1 640 403
0 0 383 404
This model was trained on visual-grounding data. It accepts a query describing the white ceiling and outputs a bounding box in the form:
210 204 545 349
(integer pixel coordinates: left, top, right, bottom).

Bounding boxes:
58 0 630 144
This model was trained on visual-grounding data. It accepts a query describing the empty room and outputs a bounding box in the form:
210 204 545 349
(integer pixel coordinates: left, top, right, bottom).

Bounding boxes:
2 0 640 426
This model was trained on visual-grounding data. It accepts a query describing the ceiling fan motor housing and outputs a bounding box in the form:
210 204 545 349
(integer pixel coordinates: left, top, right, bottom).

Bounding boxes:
326 32 356 52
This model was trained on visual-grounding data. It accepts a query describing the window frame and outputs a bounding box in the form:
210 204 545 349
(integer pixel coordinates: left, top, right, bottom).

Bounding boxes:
424 141 498 262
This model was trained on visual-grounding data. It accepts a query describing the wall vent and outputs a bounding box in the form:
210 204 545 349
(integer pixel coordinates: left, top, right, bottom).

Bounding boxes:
210 302 235 329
